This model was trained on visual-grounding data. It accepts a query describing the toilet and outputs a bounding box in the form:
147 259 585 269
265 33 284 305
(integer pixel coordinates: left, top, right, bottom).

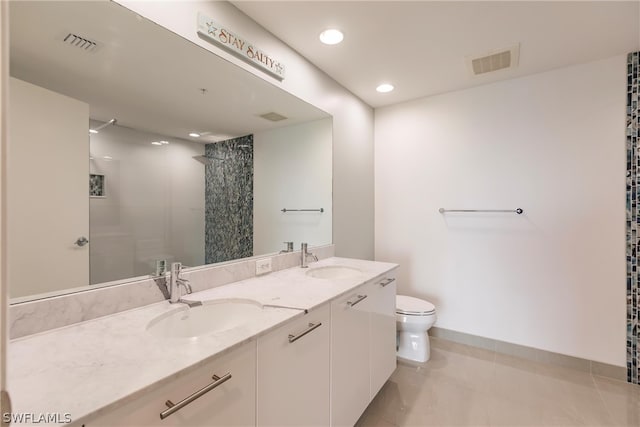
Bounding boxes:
396 295 437 362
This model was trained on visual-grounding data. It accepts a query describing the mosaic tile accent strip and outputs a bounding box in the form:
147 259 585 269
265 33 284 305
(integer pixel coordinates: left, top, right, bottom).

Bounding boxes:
627 51 640 384
89 174 105 197
204 135 253 264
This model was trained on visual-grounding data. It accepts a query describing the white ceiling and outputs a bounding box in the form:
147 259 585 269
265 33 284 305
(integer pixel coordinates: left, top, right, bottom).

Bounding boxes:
234 1 640 108
9 1 328 143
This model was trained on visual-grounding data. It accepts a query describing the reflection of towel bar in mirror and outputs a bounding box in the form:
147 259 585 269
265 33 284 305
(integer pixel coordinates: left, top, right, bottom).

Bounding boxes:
439 208 523 214
281 208 324 213
6 0 334 303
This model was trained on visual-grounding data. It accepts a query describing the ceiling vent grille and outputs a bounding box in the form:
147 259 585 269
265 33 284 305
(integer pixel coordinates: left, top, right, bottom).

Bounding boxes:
62 33 99 51
259 112 288 122
467 44 519 76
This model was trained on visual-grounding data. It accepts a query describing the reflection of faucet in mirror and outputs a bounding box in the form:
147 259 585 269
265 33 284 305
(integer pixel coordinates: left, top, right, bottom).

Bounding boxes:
6 0 333 302
300 243 318 268
154 259 167 277
168 262 192 303
280 241 294 253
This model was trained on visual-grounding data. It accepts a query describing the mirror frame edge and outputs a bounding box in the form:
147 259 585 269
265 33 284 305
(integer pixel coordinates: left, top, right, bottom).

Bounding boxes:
1 0 10 417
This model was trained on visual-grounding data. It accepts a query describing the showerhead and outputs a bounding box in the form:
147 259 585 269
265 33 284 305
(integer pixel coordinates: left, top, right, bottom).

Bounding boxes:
192 155 226 165
91 118 118 133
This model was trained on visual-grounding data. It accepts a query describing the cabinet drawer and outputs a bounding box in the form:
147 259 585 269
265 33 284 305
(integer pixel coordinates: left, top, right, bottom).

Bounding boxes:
84 342 256 427
257 304 330 426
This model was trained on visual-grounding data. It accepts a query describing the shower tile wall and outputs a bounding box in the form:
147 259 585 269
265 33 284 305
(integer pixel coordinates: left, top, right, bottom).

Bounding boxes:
627 51 639 384
205 135 254 264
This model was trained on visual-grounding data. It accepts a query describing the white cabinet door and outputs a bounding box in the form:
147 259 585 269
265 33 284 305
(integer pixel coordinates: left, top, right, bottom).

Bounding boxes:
257 305 330 426
368 275 397 398
85 342 256 427
331 285 371 427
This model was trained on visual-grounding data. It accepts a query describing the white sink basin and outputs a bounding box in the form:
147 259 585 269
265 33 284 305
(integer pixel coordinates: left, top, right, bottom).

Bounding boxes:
147 300 264 339
306 266 362 280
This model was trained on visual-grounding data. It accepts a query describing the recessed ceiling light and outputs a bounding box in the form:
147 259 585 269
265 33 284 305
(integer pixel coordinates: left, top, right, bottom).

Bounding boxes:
160 140 169 145
103 155 113 160
89 129 98 134
376 83 394 93
319 29 344 45
189 132 200 138
151 141 163 146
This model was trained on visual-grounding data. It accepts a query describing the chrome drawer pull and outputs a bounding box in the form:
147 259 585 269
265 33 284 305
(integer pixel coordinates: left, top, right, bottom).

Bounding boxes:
288 322 322 343
160 373 232 419
380 278 395 287
347 294 367 307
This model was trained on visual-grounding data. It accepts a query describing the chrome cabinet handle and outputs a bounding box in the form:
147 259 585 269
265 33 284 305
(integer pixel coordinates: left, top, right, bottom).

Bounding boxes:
347 294 367 307
288 322 322 343
74 236 89 247
379 278 395 287
160 373 232 420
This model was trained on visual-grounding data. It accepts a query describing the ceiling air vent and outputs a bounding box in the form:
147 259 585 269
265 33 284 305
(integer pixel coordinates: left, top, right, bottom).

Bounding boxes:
259 112 288 122
467 44 519 76
62 33 99 51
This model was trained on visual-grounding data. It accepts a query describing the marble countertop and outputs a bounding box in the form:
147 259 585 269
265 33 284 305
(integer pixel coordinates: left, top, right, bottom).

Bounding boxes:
7 257 397 426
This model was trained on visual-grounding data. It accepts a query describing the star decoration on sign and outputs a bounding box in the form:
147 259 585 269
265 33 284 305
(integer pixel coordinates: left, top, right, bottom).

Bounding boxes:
206 21 218 36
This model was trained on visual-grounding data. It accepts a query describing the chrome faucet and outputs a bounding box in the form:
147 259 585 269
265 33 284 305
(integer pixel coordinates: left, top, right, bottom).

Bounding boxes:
280 241 294 253
168 262 192 303
300 243 318 268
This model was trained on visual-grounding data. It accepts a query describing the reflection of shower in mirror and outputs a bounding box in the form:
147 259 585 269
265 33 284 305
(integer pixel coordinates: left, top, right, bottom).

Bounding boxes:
6 0 332 302
89 118 117 134
192 155 226 165
192 143 251 165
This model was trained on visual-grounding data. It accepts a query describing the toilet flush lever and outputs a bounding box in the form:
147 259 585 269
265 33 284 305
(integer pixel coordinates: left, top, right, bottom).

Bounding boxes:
379 278 395 287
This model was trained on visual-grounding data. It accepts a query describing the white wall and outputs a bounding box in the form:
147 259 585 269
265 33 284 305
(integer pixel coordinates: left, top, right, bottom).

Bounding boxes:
254 118 332 254
115 0 374 260
89 123 205 284
8 77 90 298
375 55 627 366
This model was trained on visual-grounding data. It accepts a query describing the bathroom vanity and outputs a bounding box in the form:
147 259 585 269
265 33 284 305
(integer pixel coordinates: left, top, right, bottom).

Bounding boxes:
4 3 386 425
8 258 397 427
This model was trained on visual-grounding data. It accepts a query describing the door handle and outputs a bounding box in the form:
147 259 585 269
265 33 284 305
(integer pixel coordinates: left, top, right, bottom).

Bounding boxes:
74 236 89 247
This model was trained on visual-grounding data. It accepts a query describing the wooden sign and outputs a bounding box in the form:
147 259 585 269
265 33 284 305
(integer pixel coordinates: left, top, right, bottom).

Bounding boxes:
197 12 286 81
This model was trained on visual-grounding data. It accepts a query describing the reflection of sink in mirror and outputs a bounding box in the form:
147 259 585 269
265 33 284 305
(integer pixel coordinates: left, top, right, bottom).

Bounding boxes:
7 0 333 302
147 300 264 339
306 266 363 280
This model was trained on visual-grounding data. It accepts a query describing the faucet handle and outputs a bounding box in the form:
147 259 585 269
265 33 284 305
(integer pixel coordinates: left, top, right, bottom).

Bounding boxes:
171 262 182 274
177 277 192 294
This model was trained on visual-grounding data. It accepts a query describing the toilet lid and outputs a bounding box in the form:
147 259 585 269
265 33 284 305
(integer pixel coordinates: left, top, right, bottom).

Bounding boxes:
396 295 435 315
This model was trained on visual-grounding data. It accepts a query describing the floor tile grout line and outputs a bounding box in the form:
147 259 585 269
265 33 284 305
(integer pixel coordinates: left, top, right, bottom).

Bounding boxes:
591 373 619 425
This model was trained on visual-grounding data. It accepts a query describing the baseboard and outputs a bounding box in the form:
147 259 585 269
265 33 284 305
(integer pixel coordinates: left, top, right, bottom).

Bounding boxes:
430 326 627 382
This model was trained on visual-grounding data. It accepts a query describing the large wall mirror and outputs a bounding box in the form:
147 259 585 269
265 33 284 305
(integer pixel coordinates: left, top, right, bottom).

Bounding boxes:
7 1 332 302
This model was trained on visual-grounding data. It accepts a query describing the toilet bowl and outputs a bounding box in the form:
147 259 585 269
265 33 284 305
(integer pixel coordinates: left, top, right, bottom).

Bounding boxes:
396 295 437 363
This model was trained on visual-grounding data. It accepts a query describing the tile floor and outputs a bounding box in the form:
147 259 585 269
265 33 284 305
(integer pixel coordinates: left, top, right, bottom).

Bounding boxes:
357 337 640 426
